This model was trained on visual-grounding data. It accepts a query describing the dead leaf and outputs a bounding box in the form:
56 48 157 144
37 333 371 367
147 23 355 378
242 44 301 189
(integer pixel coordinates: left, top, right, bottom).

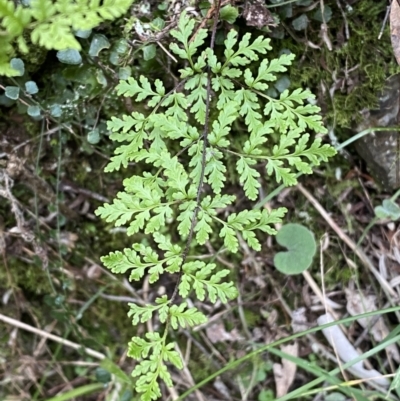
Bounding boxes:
59 231 78 251
205 323 244 344
86 264 103 279
345 289 400 362
291 307 309 333
318 313 390 387
213 377 231 399
390 0 400 65
273 343 298 397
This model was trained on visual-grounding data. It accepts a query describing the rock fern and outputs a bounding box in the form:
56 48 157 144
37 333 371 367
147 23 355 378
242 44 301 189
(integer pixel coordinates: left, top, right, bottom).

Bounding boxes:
95 12 336 401
0 0 134 75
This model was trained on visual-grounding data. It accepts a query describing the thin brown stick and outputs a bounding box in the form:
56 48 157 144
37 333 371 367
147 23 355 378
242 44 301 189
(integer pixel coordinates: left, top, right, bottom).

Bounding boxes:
0 313 105 360
297 183 398 299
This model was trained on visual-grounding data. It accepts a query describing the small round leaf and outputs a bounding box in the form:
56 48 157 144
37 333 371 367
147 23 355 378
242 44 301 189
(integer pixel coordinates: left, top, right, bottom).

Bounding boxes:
313 5 332 23
152 17 165 30
10 58 25 76
50 104 62 117
89 34 110 57
75 29 92 38
25 81 39 95
5 86 20 100
142 44 157 61
57 49 82 65
118 66 132 80
274 75 291 93
274 223 316 275
374 199 400 221
114 39 128 54
292 14 309 31
87 129 100 144
95 367 111 383
27 105 41 117
109 51 120 65
96 70 107 87
220 5 239 24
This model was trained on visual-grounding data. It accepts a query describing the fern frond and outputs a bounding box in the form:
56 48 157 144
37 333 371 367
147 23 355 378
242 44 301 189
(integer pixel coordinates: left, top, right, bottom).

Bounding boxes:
169 303 207 329
31 20 80 50
0 0 134 72
30 0 56 21
0 0 31 36
128 296 170 325
96 19 336 401
180 262 237 303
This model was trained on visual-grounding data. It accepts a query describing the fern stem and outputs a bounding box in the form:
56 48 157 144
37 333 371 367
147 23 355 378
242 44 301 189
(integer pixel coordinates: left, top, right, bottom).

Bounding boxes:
166 0 223 323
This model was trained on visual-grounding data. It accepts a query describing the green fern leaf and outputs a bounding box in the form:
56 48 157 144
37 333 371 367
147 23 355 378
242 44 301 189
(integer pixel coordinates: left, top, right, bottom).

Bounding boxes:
185 73 207 123
0 1 31 36
108 112 147 137
163 343 183 369
220 225 238 252
195 210 213 244
169 303 207 329
169 11 195 48
208 101 238 147
162 92 189 122
205 151 226 194
188 141 204 187
31 21 80 49
235 88 262 132
245 53 295 90
128 303 158 325
153 233 182 274
95 192 136 226
96 21 337 398
30 0 56 21
212 76 236 109
134 365 162 401
128 333 163 360
158 363 173 388
202 194 236 211
253 208 287 233
180 262 237 303
117 76 165 107
304 138 337 162
101 248 146 280
128 296 170 325
266 159 297 186
243 123 273 155
225 31 271 67
177 200 197 237
227 209 259 227
237 157 260 201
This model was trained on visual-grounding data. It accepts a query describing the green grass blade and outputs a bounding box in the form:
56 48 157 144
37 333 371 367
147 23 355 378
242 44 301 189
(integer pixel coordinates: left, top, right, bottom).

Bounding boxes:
176 306 400 400
45 383 104 401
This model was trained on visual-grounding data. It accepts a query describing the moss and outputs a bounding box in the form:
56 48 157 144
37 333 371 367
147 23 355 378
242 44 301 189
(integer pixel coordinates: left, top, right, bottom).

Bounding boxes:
0 256 53 294
78 296 133 351
274 0 400 129
187 345 215 382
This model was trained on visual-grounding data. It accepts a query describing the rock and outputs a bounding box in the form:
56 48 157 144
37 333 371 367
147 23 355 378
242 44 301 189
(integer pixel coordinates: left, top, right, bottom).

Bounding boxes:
354 74 400 190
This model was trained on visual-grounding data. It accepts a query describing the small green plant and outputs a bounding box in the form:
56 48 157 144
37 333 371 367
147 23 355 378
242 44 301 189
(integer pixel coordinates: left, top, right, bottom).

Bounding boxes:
95 11 336 400
0 0 134 75
274 223 317 275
